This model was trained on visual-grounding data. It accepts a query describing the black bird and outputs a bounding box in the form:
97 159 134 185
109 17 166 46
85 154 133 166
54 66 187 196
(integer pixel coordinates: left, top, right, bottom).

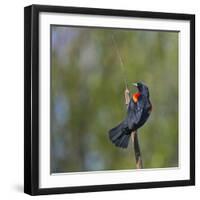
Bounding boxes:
108 82 152 148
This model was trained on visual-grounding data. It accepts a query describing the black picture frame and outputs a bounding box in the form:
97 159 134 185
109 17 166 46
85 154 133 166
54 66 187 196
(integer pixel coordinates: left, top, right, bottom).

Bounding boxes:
24 4 195 196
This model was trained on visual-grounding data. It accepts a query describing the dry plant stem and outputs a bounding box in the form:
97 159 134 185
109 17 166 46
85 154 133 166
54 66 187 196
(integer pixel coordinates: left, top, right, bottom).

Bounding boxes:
124 88 130 108
131 132 143 169
124 88 143 169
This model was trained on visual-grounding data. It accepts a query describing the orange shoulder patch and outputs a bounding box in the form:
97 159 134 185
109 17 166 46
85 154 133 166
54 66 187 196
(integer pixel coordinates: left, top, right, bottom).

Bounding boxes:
132 92 141 103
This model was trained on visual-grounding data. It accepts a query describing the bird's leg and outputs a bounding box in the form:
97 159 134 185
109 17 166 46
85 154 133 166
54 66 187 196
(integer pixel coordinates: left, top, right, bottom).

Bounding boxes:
131 131 143 169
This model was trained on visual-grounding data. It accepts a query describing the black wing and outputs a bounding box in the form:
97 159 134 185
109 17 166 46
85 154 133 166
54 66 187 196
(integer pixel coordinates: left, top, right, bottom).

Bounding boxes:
127 96 145 129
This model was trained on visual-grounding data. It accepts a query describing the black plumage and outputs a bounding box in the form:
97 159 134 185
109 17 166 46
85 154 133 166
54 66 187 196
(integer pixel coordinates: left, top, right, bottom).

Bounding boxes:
108 82 152 148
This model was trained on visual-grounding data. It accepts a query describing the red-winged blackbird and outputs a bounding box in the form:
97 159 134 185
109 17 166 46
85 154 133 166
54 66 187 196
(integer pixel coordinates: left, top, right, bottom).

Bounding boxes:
108 82 152 148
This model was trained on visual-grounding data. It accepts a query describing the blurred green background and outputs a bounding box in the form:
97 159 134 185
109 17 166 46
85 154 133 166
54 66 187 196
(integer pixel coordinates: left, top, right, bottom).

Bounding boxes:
50 25 178 173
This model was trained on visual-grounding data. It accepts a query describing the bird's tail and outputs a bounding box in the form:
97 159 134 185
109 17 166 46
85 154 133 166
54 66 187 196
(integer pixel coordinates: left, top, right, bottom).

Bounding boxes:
108 121 131 148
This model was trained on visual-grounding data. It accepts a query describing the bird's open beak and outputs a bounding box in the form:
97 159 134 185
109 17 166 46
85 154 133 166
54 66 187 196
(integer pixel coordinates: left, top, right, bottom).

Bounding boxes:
133 83 138 87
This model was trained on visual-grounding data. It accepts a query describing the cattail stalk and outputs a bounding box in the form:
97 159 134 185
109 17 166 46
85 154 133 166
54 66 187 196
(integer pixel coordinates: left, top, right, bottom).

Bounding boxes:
124 88 143 169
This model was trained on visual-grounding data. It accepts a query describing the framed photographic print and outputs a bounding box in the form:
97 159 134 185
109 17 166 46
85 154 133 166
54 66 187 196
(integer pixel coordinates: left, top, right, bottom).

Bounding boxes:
24 4 195 195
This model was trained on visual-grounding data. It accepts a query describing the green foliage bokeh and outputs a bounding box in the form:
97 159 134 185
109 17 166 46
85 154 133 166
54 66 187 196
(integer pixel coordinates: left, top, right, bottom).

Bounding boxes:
51 26 178 173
